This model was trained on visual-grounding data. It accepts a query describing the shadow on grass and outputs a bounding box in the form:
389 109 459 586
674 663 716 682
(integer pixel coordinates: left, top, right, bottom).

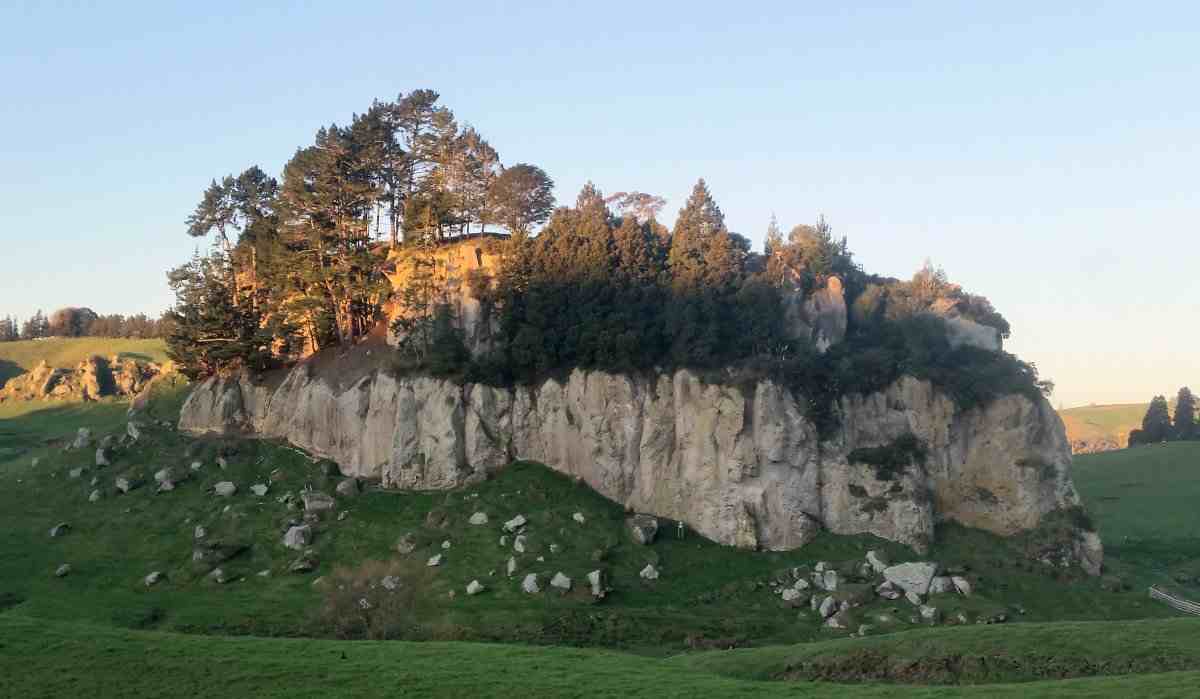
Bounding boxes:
0 359 23 388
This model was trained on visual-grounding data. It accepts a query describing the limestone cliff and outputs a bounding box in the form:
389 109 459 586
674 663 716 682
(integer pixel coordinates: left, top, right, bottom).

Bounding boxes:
179 362 1101 573
0 356 166 403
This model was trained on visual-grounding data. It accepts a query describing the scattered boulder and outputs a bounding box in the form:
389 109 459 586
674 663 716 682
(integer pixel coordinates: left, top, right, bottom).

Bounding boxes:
866 550 890 574
216 456 228 470
209 568 230 584
502 514 527 533
396 533 417 555
153 468 173 483
928 576 955 595
905 590 924 606
825 609 855 630
250 484 269 497
283 525 312 551
883 562 939 597
875 581 902 600
627 514 658 545
919 605 942 624
381 575 400 591
573 512 586 524
335 478 361 498
466 580 484 595
441 540 452 550
818 595 838 619
72 428 92 450
55 563 71 578
506 556 517 577
289 554 317 574
302 491 335 513
126 421 142 442
587 569 607 599
521 573 540 593
156 480 176 493
639 563 659 580
951 576 972 596
468 512 489 525
95 448 111 467
88 489 101 503
190 461 203 472
194 525 207 540
144 571 165 587
781 588 807 608
115 476 144 494
49 523 70 538
68 468 84 480
214 481 237 497
427 554 443 567
823 570 839 591
513 535 527 553
550 572 572 591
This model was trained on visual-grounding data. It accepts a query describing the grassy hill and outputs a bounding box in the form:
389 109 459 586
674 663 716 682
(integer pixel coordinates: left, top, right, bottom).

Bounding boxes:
3 342 1200 696
1058 402 1149 453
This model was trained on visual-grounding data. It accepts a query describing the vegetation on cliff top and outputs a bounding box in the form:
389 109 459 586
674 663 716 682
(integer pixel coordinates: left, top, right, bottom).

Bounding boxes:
165 89 1047 426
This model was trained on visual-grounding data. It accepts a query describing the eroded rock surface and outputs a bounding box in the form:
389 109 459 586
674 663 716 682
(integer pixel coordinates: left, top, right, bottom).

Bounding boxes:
180 364 1099 570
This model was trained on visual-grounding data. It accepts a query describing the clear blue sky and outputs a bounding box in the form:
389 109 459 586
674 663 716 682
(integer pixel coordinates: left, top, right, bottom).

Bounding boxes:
2 1 1196 407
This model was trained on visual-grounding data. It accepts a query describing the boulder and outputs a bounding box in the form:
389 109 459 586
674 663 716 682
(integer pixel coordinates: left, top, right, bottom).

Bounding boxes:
587 569 606 599
441 540 452 550
209 568 230 584
928 576 955 595
126 421 142 442
214 481 237 497
283 525 312 551
506 556 517 577
822 570 839 591
818 595 838 619
302 491 336 513
88 489 101 503
502 514 527 533
513 535 527 553
55 563 71 578
919 605 942 623
639 563 659 580
250 483 269 497
781 588 806 608
627 514 658 545
951 576 972 596
289 555 317 574
49 523 70 538
144 571 164 587
466 580 484 595
335 478 361 498
573 512 586 524
550 572 572 591
194 525 207 540
866 550 890 574
427 554 442 567
95 448 111 467
883 562 939 596
381 575 400 590
396 533 417 555
68 468 84 480
468 512 489 525
156 480 176 493
825 609 855 630
72 428 92 450
521 573 540 593
153 468 173 483
905 590 924 606
875 581 901 600
115 476 143 494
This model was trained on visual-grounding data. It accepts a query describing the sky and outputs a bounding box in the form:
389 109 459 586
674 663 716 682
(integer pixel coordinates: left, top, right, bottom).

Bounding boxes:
1 1 1196 408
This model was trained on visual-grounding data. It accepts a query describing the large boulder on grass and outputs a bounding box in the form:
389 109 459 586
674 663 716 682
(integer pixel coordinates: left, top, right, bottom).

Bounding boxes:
627 514 658 545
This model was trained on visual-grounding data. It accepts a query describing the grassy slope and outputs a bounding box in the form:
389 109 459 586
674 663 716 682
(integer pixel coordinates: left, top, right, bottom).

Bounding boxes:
3 613 1200 698
1058 403 1148 451
1073 442 1200 594
0 336 168 386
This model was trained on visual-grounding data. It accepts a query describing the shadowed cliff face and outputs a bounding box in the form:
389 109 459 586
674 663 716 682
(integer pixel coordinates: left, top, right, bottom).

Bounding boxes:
179 363 1101 574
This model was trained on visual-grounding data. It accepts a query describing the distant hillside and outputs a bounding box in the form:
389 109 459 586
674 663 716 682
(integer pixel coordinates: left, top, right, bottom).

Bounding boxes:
0 337 168 388
1059 403 1149 454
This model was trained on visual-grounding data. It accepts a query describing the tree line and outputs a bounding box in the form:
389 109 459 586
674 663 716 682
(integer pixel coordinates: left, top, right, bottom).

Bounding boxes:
168 89 1043 435
0 308 168 342
1129 387 1197 446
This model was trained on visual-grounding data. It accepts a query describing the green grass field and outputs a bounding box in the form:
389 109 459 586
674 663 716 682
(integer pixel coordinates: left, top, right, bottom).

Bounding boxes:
2 339 1199 696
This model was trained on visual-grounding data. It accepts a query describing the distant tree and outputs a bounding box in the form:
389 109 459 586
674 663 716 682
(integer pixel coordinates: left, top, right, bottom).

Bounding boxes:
667 179 745 292
0 316 17 342
20 310 48 340
1133 395 1173 444
487 164 555 235
605 191 666 224
1174 387 1196 441
48 307 98 337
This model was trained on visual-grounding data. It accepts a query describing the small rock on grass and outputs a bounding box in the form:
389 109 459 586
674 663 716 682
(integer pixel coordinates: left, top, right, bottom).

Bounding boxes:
49 523 70 538
214 482 237 497
466 580 484 595
550 572 572 591
521 573 540 593
469 512 489 525
55 564 71 578
639 563 659 580
427 554 443 567
144 571 165 587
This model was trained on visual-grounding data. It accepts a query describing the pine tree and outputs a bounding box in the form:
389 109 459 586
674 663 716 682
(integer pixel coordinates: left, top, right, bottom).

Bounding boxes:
667 179 744 292
1134 396 1173 444
1174 387 1196 441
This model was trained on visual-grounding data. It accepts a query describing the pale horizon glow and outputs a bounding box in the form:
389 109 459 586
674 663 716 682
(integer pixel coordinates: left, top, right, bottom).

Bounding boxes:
1 2 1196 408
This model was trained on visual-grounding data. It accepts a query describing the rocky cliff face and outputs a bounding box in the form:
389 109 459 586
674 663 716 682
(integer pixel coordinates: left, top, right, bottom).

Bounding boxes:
179 362 1101 573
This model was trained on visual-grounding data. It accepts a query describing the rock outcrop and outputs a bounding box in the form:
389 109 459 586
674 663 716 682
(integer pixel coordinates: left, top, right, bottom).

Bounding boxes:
179 361 1101 571
0 356 167 403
